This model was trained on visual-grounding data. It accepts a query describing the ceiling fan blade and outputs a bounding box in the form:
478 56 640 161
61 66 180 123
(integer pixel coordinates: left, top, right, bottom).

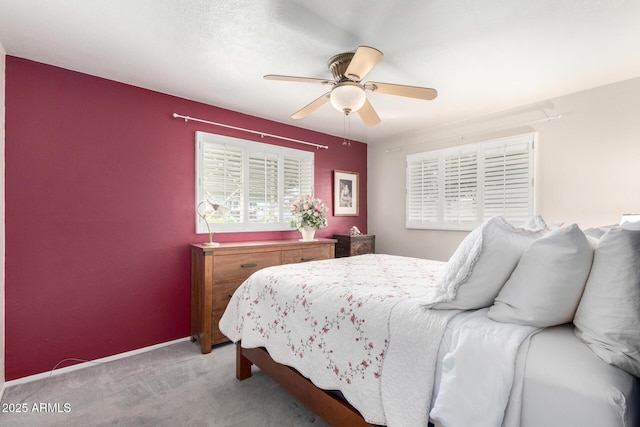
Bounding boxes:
264 74 332 85
357 98 381 126
366 81 438 100
344 46 383 82
291 93 331 119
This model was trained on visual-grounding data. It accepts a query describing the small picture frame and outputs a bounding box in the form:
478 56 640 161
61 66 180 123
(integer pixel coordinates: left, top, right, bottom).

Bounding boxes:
334 170 359 216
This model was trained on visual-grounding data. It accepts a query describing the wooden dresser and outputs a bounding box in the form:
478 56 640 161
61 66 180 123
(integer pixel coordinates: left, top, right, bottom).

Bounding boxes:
333 234 375 258
190 238 336 353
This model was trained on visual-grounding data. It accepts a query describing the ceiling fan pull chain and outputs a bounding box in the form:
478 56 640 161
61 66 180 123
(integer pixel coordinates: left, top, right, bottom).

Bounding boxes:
342 112 347 146
348 113 352 147
342 112 352 147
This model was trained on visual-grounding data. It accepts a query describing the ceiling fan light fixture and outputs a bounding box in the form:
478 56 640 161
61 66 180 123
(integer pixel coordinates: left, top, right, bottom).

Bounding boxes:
330 82 366 114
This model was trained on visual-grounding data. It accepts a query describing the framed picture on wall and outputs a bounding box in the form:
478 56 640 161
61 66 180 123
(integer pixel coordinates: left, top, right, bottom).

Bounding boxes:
333 170 359 216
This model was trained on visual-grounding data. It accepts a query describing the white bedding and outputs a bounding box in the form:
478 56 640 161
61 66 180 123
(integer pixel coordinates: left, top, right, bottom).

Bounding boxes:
219 254 458 425
431 309 538 427
434 320 640 427
520 324 640 427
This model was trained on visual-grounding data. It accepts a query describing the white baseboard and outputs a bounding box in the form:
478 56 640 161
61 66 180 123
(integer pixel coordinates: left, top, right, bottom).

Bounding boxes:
5 337 191 388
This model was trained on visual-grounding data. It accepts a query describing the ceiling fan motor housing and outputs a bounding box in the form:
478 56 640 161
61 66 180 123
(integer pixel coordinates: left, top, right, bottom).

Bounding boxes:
328 52 356 81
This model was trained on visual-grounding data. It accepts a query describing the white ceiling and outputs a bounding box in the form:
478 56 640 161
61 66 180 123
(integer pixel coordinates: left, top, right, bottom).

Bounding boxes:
1 0 639 144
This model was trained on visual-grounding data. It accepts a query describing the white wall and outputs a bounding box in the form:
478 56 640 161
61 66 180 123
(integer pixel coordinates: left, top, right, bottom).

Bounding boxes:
369 77 640 261
0 42 6 397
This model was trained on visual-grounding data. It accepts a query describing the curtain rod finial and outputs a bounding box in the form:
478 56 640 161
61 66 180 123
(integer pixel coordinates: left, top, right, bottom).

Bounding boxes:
172 113 189 122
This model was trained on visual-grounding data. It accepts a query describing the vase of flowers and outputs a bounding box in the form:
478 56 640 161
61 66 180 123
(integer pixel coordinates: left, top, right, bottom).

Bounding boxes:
290 194 328 241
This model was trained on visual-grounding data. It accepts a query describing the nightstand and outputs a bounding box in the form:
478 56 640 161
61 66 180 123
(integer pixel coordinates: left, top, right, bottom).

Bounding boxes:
333 234 375 257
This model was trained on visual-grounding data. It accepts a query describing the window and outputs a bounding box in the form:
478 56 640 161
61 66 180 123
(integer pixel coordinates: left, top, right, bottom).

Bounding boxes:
406 133 535 230
196 131 314 233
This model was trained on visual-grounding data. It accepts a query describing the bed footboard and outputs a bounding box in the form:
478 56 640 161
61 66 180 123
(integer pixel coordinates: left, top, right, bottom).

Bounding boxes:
235 343 378 427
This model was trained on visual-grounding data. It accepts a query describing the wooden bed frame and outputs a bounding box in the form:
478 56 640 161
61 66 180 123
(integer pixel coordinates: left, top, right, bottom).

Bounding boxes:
235 343 379 427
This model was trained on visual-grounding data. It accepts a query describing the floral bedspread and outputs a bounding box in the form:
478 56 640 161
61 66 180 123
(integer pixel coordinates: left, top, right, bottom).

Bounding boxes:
219 254 457 425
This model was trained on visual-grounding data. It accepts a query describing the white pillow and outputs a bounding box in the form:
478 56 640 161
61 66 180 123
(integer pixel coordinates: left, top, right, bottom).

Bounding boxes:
488 224 594 327
583 227 607 239
431 216 544 310
583 224 617 240
573 225 640 377
621 220 640 230
522 214 549 232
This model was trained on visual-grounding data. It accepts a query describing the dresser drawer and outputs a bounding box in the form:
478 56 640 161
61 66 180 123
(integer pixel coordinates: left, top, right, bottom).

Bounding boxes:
212 280 243 311
351 240 374 256
282 245 331 264
213 251 281 283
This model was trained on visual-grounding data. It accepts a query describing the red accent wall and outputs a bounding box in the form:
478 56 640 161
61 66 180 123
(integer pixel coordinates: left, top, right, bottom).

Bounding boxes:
4 57 367 380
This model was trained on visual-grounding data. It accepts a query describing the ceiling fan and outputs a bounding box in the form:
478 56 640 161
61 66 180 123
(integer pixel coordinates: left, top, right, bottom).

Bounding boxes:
264 46 437 126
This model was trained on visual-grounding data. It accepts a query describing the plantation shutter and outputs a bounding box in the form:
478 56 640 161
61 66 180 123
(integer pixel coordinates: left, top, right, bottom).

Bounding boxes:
443 150 478 228
482 139 533 224
283 156 313 223
406 155 439 228
196 131 314 232
406 133 534 230
201 143 242 223
248 152 279 223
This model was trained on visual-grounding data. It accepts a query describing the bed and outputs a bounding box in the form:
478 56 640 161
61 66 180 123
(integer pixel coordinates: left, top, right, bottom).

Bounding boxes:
219 217 640 427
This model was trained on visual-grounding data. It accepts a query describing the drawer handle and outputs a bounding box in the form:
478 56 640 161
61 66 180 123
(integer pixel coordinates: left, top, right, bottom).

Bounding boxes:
301 257 315 262
240 263 258 268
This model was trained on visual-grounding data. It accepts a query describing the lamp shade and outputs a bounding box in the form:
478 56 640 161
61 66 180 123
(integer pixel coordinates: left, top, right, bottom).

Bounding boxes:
330 82 366 113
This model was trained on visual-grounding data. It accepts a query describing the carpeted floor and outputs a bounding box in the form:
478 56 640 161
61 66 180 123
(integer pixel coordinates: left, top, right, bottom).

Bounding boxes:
0 341 329 427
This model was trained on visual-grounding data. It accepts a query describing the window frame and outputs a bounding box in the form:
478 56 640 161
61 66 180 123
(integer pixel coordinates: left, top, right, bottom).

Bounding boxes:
195 131 314 233
406 133 535 231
